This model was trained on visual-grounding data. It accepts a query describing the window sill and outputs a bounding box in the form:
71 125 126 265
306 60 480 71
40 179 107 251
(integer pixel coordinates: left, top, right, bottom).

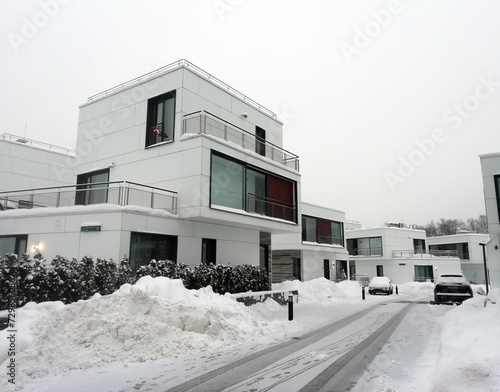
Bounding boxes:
145 140 174 149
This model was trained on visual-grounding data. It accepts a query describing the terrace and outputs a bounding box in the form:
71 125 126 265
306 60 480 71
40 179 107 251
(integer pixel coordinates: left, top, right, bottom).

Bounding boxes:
0 181 177 214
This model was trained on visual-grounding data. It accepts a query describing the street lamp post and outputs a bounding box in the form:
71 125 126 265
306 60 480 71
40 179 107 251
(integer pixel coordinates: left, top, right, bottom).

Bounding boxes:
479 242 489 294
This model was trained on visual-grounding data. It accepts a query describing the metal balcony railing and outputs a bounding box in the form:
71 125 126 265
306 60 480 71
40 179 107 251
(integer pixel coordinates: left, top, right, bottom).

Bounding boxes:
1 133 75 156
348 248 383 256
87 59 278 119
183 111 300 171
0 181 177 214
392 249 459 258
247 193 296 223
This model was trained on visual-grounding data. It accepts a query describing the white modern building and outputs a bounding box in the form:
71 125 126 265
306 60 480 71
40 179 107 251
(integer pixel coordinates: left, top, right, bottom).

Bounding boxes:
346 226 462 284
0 60 302 280
426 232 490 284
480 152 500 288
272 202 349 283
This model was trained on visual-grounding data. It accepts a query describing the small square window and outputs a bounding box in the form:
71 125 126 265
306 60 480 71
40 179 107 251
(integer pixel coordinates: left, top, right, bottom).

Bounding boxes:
146 90 176 147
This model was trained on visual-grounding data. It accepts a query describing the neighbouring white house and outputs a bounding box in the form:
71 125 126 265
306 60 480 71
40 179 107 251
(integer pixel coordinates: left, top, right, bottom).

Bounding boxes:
426 232 490 284
0 133 74 193
346 225 462 284
480 152 500 289
0 60 302 282
272 202 349 283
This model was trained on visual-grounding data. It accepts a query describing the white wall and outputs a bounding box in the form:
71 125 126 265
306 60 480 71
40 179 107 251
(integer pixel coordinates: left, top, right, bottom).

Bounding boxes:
352 257 462 284
0 206 261 267
480 153 500 288
0 138 74 191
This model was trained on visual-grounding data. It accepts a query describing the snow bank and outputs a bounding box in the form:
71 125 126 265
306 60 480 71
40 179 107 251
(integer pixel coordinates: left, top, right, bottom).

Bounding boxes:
272 278 361 302
433 288 500 391
398 281 435 294
1 277 288 378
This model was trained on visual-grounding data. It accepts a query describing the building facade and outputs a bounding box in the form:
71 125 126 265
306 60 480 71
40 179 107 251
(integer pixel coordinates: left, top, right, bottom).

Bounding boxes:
346 226 462 284
272 202 349 283
480 152 500 288
426 232 489 284
0 60 302 279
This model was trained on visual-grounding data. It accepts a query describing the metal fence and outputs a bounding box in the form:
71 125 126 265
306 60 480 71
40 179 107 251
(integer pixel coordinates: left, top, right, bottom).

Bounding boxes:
0 181 177 214
183 111 300 171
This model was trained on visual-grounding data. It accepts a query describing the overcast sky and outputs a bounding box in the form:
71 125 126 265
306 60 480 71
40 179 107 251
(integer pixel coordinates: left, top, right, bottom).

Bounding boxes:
2 0 500 227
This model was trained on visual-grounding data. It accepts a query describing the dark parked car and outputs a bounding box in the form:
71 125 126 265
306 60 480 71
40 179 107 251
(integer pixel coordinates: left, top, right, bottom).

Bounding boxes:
368 276 393 295
434 273 473 304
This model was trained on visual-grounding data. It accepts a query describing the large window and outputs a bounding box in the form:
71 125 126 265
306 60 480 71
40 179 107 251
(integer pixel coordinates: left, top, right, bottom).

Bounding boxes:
347 237 383 256
146 90 176 147
129 232 177 271
0 235 27 257
210 152 297 222
415 265 434 282
429 243 469 259
301 215 344 246
76 169 109 205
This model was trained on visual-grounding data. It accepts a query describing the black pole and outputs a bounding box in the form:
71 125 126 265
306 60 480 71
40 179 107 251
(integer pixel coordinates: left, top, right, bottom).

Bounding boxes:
396 285 398 295
288 293 293 321
480 243 489 294
362 285 365 300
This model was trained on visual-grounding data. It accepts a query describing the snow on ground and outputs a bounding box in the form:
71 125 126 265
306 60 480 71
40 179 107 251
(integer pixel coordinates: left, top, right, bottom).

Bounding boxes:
0 277 499 391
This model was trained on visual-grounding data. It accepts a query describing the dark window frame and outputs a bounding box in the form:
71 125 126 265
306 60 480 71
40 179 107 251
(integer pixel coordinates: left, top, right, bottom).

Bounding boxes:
0 234 28 257
255 126 266 156
346 236 383 256
129 232 178 272
210 151 297 223
146 90 176 148
301 215 344 246
495 174 500 222
76 169 110 205
201 238 217 265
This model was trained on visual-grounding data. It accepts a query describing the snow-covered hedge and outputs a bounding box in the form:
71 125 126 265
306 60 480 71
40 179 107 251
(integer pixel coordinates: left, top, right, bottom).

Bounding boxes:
0 254 269 310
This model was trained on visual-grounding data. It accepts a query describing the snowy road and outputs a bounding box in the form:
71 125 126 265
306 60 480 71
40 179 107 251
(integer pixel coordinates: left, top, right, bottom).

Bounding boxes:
167 294 433 392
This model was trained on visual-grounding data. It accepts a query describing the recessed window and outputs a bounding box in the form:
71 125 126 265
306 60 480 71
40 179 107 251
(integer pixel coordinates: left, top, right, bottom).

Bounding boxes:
210 152 297 222
201 238 217 265
301 215 344 245
76 169 109 205
129 232 177 271
0 235 27 257
146 90 176 147
347 236 383 256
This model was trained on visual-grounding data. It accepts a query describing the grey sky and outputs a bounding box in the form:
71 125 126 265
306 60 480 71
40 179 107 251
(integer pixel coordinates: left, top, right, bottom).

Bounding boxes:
2 0 500 227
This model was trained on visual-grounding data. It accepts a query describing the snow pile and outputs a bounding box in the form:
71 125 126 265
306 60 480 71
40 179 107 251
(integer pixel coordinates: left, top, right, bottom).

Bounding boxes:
272 278 360 302
1 276 288 378
398 281 435 294
433 289 500 391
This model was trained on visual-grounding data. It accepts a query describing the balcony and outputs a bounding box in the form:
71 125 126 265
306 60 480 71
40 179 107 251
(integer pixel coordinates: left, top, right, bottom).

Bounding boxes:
392 249 459 258
183 111 300 171
0 181 177 214
1 133 75 156
247 193 296 222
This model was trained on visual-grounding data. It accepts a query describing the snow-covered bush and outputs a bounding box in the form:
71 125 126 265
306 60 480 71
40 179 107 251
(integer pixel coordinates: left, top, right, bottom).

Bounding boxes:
0 253 269 309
